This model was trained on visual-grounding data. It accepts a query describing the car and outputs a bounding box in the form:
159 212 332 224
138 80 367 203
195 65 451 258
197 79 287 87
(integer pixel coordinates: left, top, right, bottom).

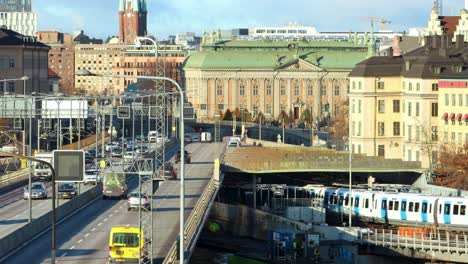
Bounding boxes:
111 147 123 157
108 226 147 263
148 131 158 143
127 192 150 211
184 134 192 143
191 134 200 142
175 150 191 164
227 141 240 148
103 172 127 199
105 142 121 152
58 183 77 199
123 151 141 159
135 145 150 155
159 162 177 180
23 182 47 199
84 169 101 185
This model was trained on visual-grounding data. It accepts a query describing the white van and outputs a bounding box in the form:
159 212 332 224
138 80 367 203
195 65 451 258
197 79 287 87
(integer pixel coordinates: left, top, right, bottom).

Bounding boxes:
201 132 212 143
148 131 158 143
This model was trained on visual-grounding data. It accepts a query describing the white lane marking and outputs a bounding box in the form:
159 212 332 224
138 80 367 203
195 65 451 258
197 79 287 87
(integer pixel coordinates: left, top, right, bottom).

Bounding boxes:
91 228 96 232
98 222 103 226
70 246 75 250
77 239 83 244
84 233 90 238
109 214 114 217
104 218 108 222
61 252 67 257
114 210 119 213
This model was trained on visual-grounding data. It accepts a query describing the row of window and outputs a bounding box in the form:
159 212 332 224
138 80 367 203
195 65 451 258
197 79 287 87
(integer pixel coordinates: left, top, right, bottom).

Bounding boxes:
351 81 440 92
444 93 468 107
0 82 15 93
0 57 15 69
443 132 468 145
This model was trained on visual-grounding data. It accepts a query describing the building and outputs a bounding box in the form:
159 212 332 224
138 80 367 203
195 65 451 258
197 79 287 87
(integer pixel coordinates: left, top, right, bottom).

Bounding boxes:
73 30 103 44
349 34 468 169
426 0 468 42
175 32 201 50
0 28 49 95
74 44 124 94
438 72 468 150
37 31 75 94
118 0 147 44
0 0 36 36
183 40 368 121
113 44 187 92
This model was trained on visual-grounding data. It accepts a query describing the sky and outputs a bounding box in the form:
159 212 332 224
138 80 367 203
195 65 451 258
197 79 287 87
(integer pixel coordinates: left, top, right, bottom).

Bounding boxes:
35 0 465 40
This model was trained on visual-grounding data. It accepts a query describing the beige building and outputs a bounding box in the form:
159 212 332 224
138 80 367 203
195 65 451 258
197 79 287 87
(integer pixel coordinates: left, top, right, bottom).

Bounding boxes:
74 44 124 94
183 40 368 121
349 34 468 169
438 75 468 150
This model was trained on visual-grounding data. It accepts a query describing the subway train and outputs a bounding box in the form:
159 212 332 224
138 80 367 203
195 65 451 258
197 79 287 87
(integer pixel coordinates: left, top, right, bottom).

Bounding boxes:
305 186 468 230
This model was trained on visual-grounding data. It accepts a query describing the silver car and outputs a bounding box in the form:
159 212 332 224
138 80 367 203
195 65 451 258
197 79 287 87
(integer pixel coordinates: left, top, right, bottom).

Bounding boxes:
127 192 150 211
24 182 48 199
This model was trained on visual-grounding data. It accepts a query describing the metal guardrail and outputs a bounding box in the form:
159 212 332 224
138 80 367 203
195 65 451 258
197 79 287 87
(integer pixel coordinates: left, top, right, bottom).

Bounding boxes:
163 158 222 264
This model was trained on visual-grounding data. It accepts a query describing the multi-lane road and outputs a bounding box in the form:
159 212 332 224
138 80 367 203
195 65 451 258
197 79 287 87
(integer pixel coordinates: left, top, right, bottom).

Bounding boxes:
1 142 225 264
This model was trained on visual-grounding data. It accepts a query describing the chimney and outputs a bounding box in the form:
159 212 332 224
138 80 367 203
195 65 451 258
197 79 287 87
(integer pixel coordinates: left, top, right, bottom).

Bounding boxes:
456 35 464 49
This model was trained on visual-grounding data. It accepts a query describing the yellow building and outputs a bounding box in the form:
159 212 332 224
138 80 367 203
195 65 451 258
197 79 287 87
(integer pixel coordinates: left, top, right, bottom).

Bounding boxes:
438 74 468 151
349 34 467 169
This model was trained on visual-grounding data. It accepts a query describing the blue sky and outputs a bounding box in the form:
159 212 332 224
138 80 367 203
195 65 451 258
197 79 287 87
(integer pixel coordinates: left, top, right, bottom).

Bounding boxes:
35 0 464 40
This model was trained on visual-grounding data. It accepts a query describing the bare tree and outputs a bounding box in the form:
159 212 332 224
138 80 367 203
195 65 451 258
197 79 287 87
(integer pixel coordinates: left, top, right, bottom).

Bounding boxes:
329 99 349 149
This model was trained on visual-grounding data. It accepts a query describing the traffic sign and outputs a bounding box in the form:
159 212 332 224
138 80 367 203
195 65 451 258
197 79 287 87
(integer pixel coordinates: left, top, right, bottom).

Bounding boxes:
53 150 85 182
117 106 131 119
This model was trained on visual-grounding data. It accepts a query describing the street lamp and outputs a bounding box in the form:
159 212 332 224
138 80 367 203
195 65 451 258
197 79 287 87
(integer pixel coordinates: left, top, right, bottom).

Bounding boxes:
76 69 186 263
344 136 352 227
135 36 158 58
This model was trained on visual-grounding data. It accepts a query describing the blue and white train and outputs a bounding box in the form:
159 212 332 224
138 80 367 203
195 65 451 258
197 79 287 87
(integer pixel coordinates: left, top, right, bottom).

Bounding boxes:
305 186 468 229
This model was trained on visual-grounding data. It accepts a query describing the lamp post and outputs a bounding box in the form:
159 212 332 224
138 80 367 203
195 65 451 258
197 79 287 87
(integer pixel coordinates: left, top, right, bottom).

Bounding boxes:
344 136 352 227
76 69 186 263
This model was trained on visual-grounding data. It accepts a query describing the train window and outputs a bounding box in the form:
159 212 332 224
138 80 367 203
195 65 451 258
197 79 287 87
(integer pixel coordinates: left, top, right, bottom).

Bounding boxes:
429 204 432 214
415 203 420 212
365 199 369 209
422 203 427 213
333 195 338 204
461 205 466 216
381 200 387 210
454 205 459 215
389 201 394 210
401 201 407 211
394 201 399 211
444 204 451 215
339 196 343 205
355 198 359 208
344 197 349 206
409 202 414 212
329 195 333 203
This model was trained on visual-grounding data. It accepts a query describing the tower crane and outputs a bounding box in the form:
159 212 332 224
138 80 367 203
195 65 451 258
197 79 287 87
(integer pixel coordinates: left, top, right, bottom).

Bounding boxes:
361 17 391 31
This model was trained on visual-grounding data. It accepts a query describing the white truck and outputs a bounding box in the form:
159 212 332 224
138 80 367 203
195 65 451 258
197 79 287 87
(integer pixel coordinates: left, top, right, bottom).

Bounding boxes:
201 132 212 143
32 152 53 182
148 131 158 143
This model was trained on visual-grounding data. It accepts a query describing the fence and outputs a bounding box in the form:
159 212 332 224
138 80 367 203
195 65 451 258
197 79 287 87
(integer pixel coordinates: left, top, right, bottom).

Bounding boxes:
412 173 468 197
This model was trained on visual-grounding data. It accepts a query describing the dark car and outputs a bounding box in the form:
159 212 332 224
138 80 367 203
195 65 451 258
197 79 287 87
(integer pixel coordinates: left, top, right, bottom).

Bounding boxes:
58 183 77 199
175 150 190 164
159 162 177 180
184 134 192 143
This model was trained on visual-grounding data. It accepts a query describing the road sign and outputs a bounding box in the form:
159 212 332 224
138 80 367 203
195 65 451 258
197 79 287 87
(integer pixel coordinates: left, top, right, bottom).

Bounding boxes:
149 106 158 119
117 106 131 119
53 150 85 182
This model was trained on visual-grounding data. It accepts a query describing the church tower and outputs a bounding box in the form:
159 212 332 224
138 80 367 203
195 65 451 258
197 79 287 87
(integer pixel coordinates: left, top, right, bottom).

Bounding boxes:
118 0 147 44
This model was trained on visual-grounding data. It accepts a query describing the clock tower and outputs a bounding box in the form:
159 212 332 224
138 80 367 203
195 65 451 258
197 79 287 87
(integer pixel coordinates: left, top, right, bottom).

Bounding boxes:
118 0 147 44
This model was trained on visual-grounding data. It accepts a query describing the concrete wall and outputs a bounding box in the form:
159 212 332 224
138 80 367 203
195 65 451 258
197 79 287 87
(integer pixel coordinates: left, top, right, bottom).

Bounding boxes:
0 184 101 257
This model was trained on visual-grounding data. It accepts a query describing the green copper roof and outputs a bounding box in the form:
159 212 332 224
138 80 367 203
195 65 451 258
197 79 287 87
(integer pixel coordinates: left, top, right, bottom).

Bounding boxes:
206 40 366 49
119 0 143 12
183 50 367 70
141 0 147 12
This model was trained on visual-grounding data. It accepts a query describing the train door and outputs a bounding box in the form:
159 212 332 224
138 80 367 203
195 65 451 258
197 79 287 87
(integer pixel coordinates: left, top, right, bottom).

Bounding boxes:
381 197 387 218
443 201 451 224
400 199 407 221
421 200 428 223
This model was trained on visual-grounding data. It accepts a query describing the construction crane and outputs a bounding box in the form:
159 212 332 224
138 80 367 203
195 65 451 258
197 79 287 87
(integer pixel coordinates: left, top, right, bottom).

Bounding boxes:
361 17 391 31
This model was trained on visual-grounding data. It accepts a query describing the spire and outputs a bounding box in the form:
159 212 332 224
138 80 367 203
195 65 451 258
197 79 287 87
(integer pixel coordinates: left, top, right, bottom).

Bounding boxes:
119 0 125 12
367 21 376 57
140 0 147 12
131 0 140 11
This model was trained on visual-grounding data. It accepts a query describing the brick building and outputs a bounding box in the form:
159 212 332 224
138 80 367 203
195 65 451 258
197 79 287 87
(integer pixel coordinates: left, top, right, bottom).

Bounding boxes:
118 0 147 44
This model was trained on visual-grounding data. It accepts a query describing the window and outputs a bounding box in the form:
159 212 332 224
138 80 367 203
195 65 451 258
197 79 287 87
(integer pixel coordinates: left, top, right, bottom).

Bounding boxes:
293 80 299 96
454 205 459 215
365 199 369 209
422 203 427 213
451 132 456 144
466 94 468 106
402 81 406 90
444 132 448 144
403 122 405 136
401 201 407 211
355 197 360 208
431 103 438 117
432 126 438 141
408 125 412 142
358 82 362 90
253 80 259 96
378 145 385 157
8 58 14 68
408 102 412 116
415 202 420 212
307 80 312 96
352 81 355 90
389 201 394 210
352 121 356 136
352 99 355 113
218 104 224 110
445 94 449 106
0 82 3 93
415 102 420 117
358 100 362 113
459 133 463 145
415 126 420 141
394 201 399 211
461 205 466 216
7 81 14 93
416 83 421 91
239 81 245 96
444 204 450 215
334 81 340 96
252 105 258 117
266 105 272 115
409 202 414 212
377 81 385 90
280 80 285 96
381 200 387 210
358 122 362 136
459 94 463 106
408 83 413 91
266 80 272 96
216 80 223 96
393 100 400 113
393 122 400 136
321 81 326 96
378 122 385 136
378 100 385 113
452 94 456 106
432 83 439 91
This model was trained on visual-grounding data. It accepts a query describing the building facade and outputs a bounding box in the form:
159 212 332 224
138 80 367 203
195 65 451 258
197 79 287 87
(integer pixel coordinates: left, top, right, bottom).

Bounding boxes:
183 40 368 121
0 0 35 37
0 28 49 95
37 31 75 94
74 44 124 94
438 73 468 150
349 34 468 169
118 0 147 44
